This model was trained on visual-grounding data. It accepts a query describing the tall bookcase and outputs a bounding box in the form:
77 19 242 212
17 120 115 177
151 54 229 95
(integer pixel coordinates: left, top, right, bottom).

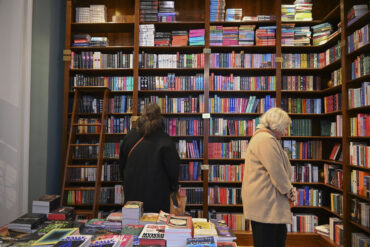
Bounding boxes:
61 0 369 246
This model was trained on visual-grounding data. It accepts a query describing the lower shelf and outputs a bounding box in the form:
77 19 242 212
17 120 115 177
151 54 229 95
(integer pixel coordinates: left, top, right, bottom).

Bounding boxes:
235 231 341 247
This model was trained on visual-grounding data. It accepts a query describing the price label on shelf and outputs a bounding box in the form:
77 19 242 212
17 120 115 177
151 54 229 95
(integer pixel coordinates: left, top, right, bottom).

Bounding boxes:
202 113 210 119
63 49 71 55
203 48 211 54
201 164 209 170
275 57 283 63
63 55 71 61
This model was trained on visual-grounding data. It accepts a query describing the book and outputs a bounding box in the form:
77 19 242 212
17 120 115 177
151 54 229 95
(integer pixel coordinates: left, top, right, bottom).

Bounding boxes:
53 235 92 247
8 213 47 233
166 215 192 228
186 236 216 247
47 207 75 221
156 211 170 225
139 213 159 225
31 228 79 246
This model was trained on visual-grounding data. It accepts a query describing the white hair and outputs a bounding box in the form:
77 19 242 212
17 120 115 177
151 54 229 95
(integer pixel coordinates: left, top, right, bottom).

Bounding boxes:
259 107 292 135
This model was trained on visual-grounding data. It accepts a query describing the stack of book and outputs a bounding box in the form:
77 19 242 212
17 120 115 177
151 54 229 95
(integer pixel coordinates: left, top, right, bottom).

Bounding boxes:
32 195 61 214
139 24 155 46
294 26 311 46
222 26 238 46
225 9 242 21
257 15 276 21
165 215 192 247
282 24 295 46
89 37 109 47
172 31 188 46
256 26 276 46
138 224 167 246
139 213 159 225
294 0 312 21
193 219 218 238
210 0 226 21
47 207 75 221
210 219 237 242
158 1 176 22
90 5 107 23
238 25 255 45
8 213 46 233
347 4 368 26
187 237 217 247
105 212 122 231
155 32 171 46
122 201 144 226
281 4 295 21
311 22 332 46
210 26 223 46
189 29 205 46
140 0 159 22
72 34 91 47
53 235 92 247
75 7 91 23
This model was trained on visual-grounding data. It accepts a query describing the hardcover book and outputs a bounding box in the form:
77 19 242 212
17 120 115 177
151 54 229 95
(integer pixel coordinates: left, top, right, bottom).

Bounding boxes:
31 228 79 246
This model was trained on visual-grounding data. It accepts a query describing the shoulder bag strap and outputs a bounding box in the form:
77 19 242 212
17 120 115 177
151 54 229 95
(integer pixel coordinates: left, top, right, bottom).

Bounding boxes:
128 137 144 158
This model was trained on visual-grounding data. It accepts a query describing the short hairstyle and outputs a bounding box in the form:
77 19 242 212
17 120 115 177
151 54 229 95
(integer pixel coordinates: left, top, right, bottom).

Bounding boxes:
259 107 292 135
137 103 164 136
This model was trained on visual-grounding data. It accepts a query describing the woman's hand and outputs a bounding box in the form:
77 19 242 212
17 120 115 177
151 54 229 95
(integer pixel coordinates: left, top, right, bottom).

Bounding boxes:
286 187 296 202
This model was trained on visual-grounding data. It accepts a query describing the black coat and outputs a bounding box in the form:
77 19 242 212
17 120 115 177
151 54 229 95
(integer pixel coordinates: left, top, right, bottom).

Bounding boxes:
119 128 180 213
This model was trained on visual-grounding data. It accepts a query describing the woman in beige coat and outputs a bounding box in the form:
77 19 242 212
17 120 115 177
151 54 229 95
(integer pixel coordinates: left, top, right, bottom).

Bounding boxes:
242 107 296 247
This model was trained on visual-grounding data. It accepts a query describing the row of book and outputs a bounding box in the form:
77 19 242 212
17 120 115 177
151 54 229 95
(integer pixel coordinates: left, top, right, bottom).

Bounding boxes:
348 81 370 109
291 163 319 183
105 117 131 134
209 95 276 114
350 142 370 168
282 42 341 68
138 53 204 68
179 162 202 181
208 211 248 231
209 0 225 22
210 52 276 68
208 164 244 182
330 68 342 88
73 140 99 159
70 52 134 69
324 164 343 189
320 116 343 137
292 187 322 207
324 93 342 113
348 24 369 53
282 140 322 160
351 198 370 229
330 193 343 215
281 97 322 114
76 118 101 134
287 119 312 136
139 25 205 46
350 113 370 137
140 0 176 22
72 34 109 47
208 140 248 159
350 170 370 198
351 54 370 79
176 140 204 159
347 4 368 26
79 96 103 113
72 75 134 91
281 0 312 21
66 190 94 205
139 74 204 91
282 75 321 91
180 187 203 204
69 162 122 182
139 95 205 113
164 118 203 136
67 186 123 205
209 118 259 136
210 25 276 46
103 142 120 159
210 74 276 91
208 187 241 205
109 96 134 114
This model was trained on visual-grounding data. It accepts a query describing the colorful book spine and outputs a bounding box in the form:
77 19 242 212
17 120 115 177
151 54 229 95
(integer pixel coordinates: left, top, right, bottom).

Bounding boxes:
208 164 244 182
210 74 276 91
139 95 204 113
211 53 276 68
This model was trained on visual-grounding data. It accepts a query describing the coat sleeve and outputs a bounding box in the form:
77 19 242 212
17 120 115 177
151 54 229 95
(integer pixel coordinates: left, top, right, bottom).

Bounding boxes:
119 138 128 181
162 141 180 192
253 135 292 195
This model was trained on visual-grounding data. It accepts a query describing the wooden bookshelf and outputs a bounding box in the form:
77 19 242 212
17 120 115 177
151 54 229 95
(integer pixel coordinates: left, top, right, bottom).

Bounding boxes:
61 0 370 245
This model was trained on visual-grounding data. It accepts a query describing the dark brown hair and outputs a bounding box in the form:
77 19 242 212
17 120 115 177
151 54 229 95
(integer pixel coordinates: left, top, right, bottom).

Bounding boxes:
137 103 164 136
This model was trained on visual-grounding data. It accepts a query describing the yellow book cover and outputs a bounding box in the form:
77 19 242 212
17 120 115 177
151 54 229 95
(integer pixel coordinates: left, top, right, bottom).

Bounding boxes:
32 228 78 246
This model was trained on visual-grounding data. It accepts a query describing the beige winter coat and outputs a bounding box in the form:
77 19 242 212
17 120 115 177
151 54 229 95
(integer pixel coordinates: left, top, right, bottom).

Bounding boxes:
242 126 293 224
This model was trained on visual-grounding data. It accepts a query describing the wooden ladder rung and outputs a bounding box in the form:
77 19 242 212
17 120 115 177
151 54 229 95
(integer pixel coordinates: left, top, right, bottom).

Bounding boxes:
66 165 97 168
72 123 102 126
64 187 96 191
70 143 100 146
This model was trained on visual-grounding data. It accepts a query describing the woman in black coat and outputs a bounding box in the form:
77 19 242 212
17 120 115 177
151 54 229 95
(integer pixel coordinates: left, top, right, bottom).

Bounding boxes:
119 103 180 212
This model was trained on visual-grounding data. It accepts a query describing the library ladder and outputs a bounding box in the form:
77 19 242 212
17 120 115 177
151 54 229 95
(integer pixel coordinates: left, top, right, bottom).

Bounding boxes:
61 86 110 218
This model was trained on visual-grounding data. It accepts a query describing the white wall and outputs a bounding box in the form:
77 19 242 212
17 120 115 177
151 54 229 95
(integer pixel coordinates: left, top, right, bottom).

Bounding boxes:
0 0 33 225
